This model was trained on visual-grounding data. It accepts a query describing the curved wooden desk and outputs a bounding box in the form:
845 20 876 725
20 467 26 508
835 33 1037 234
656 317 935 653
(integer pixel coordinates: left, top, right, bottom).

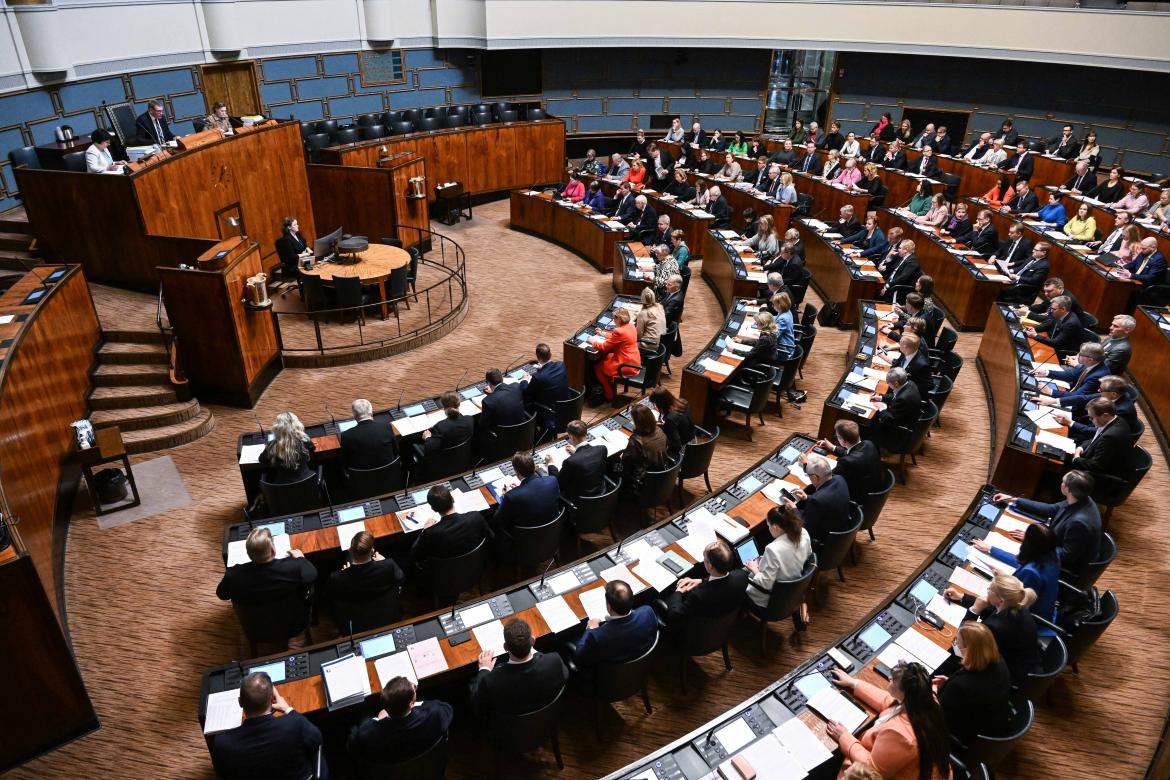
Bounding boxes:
613 241 656 296
578 172 715 256
818 300 896 439
562 295 642 389
701 229 766 314
680 297 758 429
1130 306 1170 452
509 189 629 272
301 244 410 319
796 217 883 328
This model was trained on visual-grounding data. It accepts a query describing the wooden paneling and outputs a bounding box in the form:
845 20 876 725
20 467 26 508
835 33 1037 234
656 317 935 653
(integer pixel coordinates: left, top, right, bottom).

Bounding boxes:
1131 307 1170 451
387 157 429 247
199 62 262 116
797 220 882 328
509 189 627 272
307 164 398 246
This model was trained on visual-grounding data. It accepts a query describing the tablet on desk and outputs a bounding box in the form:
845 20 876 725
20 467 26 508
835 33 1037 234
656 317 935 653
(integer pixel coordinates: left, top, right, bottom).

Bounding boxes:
735 537 760 566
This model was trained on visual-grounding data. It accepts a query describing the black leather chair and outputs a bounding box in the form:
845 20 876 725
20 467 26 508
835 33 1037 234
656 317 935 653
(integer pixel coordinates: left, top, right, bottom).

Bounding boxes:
1019 631 1067 704
345 458 405 501
526 107 547 121
673 606 737 694
442 113 465 129
332 127 359 145
498 110 519 123
480 412 536 463
859 468 897 542
305 132 332 162
378 111 397 128
717 365 776 441
814 503 864 594
315 119 339 136
659 324 679 375
8 145 40 169
356 734 449 780
471 112 494 126
421 436 473 483
949 752 991 780
473 103 493 114
568 633 658 739
678 425 719 502
391 120 415 135
299 121 316 140
423 538 488 607
744 556 816 654
417 116 440 132
796 323 817 380
192 118 208 133
929 373 954 428
493 102 515 120
259 468 328 516
636 456 682 521
333 274 373 323
387 264 410 316
486 686 566 775
1090 445 1151 523
232 586 313 656
938 351 963 382
533 386 586 444
964 697 1034 769
771 345 804 417
422 106 442 119
62 151 87 172
1037 585 1117 675
614 344 666 399
880 400 938 483
358 125 387 141
565 476 621 553
1067 531 1116 591
298 273 333 317
356 113 379 127
512 506 565 576
332 587 402 635
401 109 423 127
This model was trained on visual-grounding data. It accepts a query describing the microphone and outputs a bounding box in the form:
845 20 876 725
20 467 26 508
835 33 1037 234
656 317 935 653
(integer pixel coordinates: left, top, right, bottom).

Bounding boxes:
11 256 52 293
396 389 404 410
454 369 468 393
253 413 266 435
325 403 336 426
537 558 555 591
503 353 527 375
348 620 356 654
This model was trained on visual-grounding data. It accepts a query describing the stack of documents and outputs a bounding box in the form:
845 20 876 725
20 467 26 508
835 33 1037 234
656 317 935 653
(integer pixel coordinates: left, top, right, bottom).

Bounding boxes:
204 690 244 734
321 653 372 710
406 637 449 678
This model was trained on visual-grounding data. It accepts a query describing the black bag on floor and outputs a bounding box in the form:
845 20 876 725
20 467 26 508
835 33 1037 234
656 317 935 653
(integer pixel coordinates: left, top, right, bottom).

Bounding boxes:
93 467 129 504
817 302 841 327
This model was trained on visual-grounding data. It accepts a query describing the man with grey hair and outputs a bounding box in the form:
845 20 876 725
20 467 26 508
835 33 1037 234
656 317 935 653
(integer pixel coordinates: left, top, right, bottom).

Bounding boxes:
1099 314 1135 374
608 152 630 180
868 366 921 448
627 194 657 243
1032 341 1109 411
662 274 685 357
341 397 397 469
1025 294 1084 358
783 452 850 549
136 99 174 145
707 185 731 228
757 271 787 307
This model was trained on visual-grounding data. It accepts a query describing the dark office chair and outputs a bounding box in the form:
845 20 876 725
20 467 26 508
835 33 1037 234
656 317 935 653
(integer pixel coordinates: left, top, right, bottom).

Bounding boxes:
356 113 379 127
231 586 313 656
771 345 804 417
1066 532 1116 592
332 127 359 145
62 151 87 172
421 436 474 483
859 469 897 542
880 400 938 483
512 506 565 576
333 275 373 324
1090 445 1151 523
717 365 776 441
614 344 666 399
564 476 622 554
358 125 387 141
533 387 586 444
678 425 719 503
796 323 817 380
192 118 208 133
1019 631 1067 704
405 246 421 299
356 734 449 780
744 556 816 654
417 117 440 132
345 458 405 501
391 120 415 135
636 456 683 521
443 113 465 129
8 146 40 170
671 606 738 694
471 112 494 126
422 106 442 119
949 752 991 780
473 103 494 115
526 107 547 121
659 324 679 375
299 121 316 140
480 413 537 463
385 264 410 317
401 109 423 127
331 587 403 635
298 273 333 317
568 633 658 740
423 538 488 607
938 350 963 383
378 111 397 128
258 468 328 516
493 102 515 120
1043 587 1118 675
498 110 519 123
315 119 339 136
486 687 566 775
305 133 332 162
813 503 864 595
963 697 1034 769
929 374 954 427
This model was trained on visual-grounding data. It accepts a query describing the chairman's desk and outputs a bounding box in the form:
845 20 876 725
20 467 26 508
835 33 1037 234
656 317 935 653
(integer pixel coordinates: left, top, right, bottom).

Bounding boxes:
578 172 715 256
509 189 629 272
817 301 897 440
201 434 834 736
971 197 1136 323
876 208 1008 330
795 218 883 328
605 485 1042 780
1039 186 1170 261
1130 306 1170 451
563 295 646 389
979 304 1073 497
701 229 767 314
679 298 762 429
318 119 565 204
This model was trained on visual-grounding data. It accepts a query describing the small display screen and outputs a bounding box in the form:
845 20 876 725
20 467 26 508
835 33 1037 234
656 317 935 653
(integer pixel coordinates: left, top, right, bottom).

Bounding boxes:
248 660 286 684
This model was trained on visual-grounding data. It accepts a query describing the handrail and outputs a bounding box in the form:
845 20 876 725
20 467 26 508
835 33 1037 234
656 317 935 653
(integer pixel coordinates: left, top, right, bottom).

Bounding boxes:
155 285 186 386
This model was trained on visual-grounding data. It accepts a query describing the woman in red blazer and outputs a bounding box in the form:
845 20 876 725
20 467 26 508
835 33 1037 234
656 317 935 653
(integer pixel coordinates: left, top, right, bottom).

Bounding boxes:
590 307 641 401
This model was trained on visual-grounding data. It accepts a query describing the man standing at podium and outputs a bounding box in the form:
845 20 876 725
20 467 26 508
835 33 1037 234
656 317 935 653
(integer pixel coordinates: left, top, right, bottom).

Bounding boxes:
136 100 175 146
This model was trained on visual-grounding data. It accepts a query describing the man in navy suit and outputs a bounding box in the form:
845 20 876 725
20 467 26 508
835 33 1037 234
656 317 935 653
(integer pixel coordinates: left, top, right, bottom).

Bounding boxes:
892 333 933 399
665 540 748 638
1067 398 1133 481
1025 295 1084 358
1121 237 1167 286
1001 142 1034 183
999 242 1050 304
626 195 658 244
479 368 527 450
491 453 560 558
135 100 175 145
210 672 326 779
545 420 607 500
347 676 452 765
1033 342 1109 413
520 343 571 433
572 580 658 672
1005 179 1039 213
788 454 851 548
992 470 1102 581
914 145 941 178
610 181 637 222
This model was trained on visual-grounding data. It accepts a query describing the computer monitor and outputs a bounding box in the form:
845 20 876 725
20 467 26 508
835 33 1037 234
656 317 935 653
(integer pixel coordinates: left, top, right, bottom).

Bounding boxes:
314 226 343 260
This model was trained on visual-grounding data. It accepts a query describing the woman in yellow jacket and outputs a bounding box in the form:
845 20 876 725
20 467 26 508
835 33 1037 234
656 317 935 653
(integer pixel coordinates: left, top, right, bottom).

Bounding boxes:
1063 202 1098 242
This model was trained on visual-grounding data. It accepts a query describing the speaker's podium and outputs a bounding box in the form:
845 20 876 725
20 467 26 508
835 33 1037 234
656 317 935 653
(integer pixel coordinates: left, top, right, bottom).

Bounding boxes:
158 237 282 407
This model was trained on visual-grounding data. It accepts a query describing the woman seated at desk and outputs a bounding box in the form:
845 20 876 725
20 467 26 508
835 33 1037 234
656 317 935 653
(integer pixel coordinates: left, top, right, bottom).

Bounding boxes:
822 149 842 180
718 152 742 181
560 172 586 203
831 157 862 188
635 287 665 350
665 169 696 201
905 180 934 216
204 101 237 134
1094 166 1126 204
939 202 972 242
735 311 780 372
1022 192 1068 228
843 214 887 253
618 404 668 493
774 172 798 205
650 245 679 298
259 411 316 484
934 622 1013 745
705 129 726 152
694 149 719 176
621 159 647 191
746 136 768 161
745 503 812 611
917 194 951 228
973 522 1060 629
743 214 780 259
649 386 695 456
663 118 684 143
670 229 692 287
628 128 650 159
84 129 127 173
1075 131 1101 171
275 217 313 275
582 180 606 211
727 131 749 156
1063 202 1097 242
790 119 808 145
589 307 641 403
944 573 1040 686
982 176 1015 211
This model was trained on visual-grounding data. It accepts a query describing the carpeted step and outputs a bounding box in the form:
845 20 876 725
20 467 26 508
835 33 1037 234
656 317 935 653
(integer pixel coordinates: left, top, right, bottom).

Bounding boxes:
0 231 32 251
0 217 30 233
92 363 173 387
98 341 170 365
101 329 167 345
120 408 216 454
91 400 201 432
0 249 41 271
88 384 179 410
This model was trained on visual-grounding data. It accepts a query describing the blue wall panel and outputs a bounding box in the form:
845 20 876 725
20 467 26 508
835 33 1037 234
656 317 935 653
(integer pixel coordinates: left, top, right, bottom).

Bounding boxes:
0 90 55 123
546 98 603 116
279 100 324 122
607 98 665 115
170 93 206 119
418 68 467 88
30 112 97 146
388 89 446 108
577 115 632 132
297 76 350 99
263 56 318 80
131 69 194 98
322 54 359 75
0 129 25 159
668 98 726 116
58 78 125 114
328 94 385 117
261 82 293 105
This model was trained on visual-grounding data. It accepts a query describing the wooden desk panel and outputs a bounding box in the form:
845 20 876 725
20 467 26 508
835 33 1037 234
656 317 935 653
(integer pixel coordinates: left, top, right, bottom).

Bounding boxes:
818 301 894 439
613 241 655 296
701 230 764 315
509 190 627 272
796 220 881 329
579 173 714 257
680 298 754 429
1131 307 1170 452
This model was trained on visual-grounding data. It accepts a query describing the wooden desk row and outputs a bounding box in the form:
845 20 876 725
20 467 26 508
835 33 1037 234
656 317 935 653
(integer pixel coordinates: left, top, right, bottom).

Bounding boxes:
509 189 629 272
817 301 897 440
876 208 1008 331
1130 306 1170 452
577 172 715 256
684 169 796 235
971 197 1136 324
612 241 656 296
679 298 760 429
605 486 1035 780
795 218 883 328
701 229 767 314
1040 186 1170 261
562 294 644 389
200 434 827 730
978 304 1072 496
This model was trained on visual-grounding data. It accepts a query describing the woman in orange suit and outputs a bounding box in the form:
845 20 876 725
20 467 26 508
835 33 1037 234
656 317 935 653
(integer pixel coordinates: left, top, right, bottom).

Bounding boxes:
590 307 641 402
827 662 952 780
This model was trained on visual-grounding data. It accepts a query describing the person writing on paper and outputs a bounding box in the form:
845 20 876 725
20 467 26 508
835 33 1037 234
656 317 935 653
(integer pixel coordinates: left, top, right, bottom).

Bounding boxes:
619 404 668 494
746 504 812 611
827 661 951 780
932 622 1013 745
471 618 568 720
84 129 127 173
572 580 658 674
259 411 315 485
734 310 779 374
491 453 560 558
210 671 325 780
650 386 695 457
340 398 396 470
409 484 492 570
347 676 453 765
787 454 850 549
817 420 883 504
944 574 1039 686
542 419 607 500
590 306 640 403
666 540 748 634
329 530 404 618
216 527 316 603
968 523 1060 627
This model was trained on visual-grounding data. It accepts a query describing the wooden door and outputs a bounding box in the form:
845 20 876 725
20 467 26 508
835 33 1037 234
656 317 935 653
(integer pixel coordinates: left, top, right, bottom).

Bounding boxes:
200 62 262 116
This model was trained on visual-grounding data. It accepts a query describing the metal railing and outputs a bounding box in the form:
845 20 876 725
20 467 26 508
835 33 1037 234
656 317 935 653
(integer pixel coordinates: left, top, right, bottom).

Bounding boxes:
272 225 469 356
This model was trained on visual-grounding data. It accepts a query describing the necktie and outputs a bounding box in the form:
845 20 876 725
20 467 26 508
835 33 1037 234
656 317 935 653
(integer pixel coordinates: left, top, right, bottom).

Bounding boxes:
154 117 163 143
1071 365 1088 390
921 159 927 173
1136 255 1149 275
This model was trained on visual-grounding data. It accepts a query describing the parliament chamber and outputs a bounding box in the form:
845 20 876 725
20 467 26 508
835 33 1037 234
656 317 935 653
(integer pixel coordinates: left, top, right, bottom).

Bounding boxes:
2 4 1170 779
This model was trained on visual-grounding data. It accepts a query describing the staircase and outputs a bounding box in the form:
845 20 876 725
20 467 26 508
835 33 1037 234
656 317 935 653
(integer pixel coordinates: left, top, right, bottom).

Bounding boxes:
0 208 40 283
88 329 216 454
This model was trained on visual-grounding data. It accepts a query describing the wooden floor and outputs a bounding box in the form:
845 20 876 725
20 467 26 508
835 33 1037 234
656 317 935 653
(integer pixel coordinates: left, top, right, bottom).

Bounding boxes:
12 198 1167 779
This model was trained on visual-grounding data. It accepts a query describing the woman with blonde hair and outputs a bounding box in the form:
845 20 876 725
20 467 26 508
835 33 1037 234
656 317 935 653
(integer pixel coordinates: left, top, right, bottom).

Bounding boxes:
635 287 665 350
946 573 1039 686
1117 224 1144 262
259 411 315 483
822 148 842 180
744 214 780 259
1063 202 1097 242
933 621 1013 743
771 290 796 358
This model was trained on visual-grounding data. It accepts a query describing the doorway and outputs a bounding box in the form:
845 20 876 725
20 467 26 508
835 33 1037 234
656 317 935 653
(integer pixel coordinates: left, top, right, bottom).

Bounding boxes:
200 62 263 117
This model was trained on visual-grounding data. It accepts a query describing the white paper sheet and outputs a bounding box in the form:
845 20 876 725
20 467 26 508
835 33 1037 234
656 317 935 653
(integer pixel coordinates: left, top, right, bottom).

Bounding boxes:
374 651 418 687
632 559 677 591
994 515 1032 535
548 570 582 596
226 533 290 567
454 488 490 514
399 503 439 531
406 637 449 678
927 593 969 627
715 717 757 754
894 627 951 671
807 687 867 733
238 443 266 464
322 653 372 703
536 596 581 633
203 689 244 734
1024 408 1065 431
1036 429 1076 453
968 548 1017 576
579 586 610 622
949 566 990 597
701 357 736 376
0 314 14 325
773 717 832 772
600 563 647 594
457 602 495 630
988 535 1022 556
472 620 506 656
719 732 808 780
336 521 367 551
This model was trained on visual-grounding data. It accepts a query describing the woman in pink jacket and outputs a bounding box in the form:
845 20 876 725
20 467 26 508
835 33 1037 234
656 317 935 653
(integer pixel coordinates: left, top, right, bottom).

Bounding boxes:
561 172 586 203
832 157 863 188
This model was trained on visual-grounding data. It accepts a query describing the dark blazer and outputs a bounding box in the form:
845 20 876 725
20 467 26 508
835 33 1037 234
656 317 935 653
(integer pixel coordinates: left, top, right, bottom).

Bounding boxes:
341 418 397 470
995 236 1033 267
612 192 638 222
665 179 696 202
1011 256 1050 292
913 155 940 178
861 144 885 164
135 110 175 145
1101 336 1132 375
968 223 1000 256
410 510 491 567
1069 416 1132 480
942 216 972 243
1124 250 1167 285
938 659 1013 743
881 150 908 171
574 605 658 667
662 407 696 455
967 604 1039 686
831 440 884 503
832 217 862 237
1006 190 1039 213
796 151 820 175
329 558 404 604
928 135 953 155
893 349 933 398
688 129 708 147
480 383 527 433
1064 169 1097 194
275 232 309 272
259 441 315 485
216 556 317 603
763 255 808 289
1014 497 1102 580
647 152 674 189
492 474 560 538
768 149 797 167
470 652 568 719
662 290 685 326
1033 311 1084 357
1008 153 1034 181
877 380 922 430
708 196 732 228
1050 361 1109 408
797 475 852 546
884 253 921 292
522 361 571 431
424 413 474 456
550 442 608 500
347 700 453 765
629 204 658 244
210 711 324 780
666 569 749 622
1048 135 1080 160
995 129 1019 147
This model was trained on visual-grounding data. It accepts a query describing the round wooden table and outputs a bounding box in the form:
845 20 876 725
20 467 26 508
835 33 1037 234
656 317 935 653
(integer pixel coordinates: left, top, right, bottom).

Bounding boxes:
301 243 410 319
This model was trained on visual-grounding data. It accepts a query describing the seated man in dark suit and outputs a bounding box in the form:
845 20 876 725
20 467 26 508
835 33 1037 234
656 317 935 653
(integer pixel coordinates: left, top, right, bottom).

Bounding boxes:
216 527 316 604
1100 314 1134 375
341 398 397 470
1005 179 1039 213
136 100 175 145
912 145 941 178
966 210 1000 257
999 241 1050 304
543 420 607 500
1032 341 1109 414
471 618 568 719
762 243 807 290
1067 398 1133 481
867 367 922 448
788 454 851 548
1024 295 1084 358
830 205 861 238
892 333 933 399
1119 237 1167 286
988 223 1033 272
572 580 658 672
479 368 528 450
885 292 936 347
1000 143 1034 183
661 273 686 358
625 195 658 244
211 671 326 780
707 186 732 228
816 420 883 503
347 676 452 766
521 343 572 433
610 182 638 223
329 531 404 618
491 453 560 557
879 239 921 303
409 485 492 571
1018 277 1082 322
665 540 748 639
414 391 474 480
989 470 1102 583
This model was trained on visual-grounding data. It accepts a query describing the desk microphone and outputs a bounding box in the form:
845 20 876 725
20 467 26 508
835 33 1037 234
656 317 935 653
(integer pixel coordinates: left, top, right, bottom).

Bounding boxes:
253 413 266 436
396 389 405 411
13 257 52 293
537 558 555 592
454 369 468 393
348 620 356 654
503 353 526 375
325 404 337 426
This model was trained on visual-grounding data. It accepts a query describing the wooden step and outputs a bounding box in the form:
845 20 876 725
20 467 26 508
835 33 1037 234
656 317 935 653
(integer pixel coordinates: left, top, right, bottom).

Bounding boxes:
91 400 200 432
0 231 32 251
92 363 172 387
98 341 170 365
0 250 41 272
88 384 179 410
120 408 215 454
0 217 30 233
102 329 167 345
